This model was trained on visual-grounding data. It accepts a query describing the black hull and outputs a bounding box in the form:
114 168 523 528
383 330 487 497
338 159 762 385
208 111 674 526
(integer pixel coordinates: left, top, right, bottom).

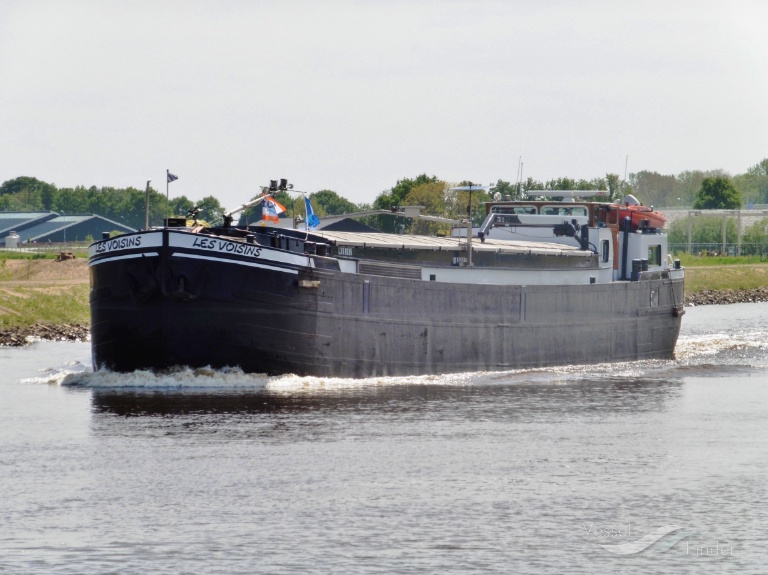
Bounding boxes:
90 230 684 378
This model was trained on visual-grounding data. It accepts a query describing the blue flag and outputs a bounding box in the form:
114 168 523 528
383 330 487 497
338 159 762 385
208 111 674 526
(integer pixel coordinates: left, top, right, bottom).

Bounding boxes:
304 196 320 230
167 171 179 183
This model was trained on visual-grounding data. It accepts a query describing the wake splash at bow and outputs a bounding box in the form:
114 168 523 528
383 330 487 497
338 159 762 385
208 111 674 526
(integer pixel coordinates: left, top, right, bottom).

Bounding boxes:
53 365 479 391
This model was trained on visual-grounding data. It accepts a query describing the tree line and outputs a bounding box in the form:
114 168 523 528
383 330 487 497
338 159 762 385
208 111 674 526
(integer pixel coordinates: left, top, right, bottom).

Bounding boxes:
0 177 226 231
624 160 768 209
2 159 767 232
0 173 619 233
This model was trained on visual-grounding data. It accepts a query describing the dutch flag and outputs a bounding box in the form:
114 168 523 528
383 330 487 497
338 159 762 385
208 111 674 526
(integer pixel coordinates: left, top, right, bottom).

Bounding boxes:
262 197 286 222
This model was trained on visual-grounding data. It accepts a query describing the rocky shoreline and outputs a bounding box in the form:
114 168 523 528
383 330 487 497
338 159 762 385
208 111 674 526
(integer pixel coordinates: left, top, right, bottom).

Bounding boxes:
684 287 768 306
0 323 90 347
1 288 766 347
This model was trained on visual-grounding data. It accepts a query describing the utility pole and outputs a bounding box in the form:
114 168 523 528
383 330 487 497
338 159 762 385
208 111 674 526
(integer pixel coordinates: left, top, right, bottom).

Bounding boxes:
145 180 151 229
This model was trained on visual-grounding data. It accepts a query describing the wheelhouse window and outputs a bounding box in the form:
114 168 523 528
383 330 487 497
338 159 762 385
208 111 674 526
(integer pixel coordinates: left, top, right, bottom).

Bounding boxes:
648 244 662 266
540 206 588 217
601 239 610 262
490 206 538 215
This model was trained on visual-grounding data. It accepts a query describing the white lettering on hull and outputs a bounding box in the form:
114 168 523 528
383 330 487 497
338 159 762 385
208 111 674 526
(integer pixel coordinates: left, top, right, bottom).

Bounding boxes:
188 236 263 257
89 233 162 257
90 230 314 271
169 232 313 268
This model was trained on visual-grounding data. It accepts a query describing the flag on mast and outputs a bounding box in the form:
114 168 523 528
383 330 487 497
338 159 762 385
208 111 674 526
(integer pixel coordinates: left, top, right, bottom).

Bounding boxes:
304 196 320 230
262 196 286 222
165 170 179 223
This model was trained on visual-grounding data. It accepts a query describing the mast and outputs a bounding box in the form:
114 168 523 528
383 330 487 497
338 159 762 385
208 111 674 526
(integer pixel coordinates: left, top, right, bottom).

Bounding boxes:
451 182 489 267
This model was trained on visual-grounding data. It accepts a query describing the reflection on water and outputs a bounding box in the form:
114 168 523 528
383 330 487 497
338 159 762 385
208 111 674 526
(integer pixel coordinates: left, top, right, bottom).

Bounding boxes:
89 377 685 419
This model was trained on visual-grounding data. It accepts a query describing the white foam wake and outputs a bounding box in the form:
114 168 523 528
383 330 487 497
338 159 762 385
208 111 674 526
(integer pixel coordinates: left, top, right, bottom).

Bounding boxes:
55 365 479 391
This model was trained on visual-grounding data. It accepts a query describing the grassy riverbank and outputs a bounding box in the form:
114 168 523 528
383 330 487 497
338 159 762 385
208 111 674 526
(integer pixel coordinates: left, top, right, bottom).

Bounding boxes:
1 253 768 334
0 257 90 330
0 284 89 328
675 254 768 293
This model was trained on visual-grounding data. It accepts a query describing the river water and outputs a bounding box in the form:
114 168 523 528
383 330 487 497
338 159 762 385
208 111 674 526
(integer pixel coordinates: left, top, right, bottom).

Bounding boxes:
1 303 767 574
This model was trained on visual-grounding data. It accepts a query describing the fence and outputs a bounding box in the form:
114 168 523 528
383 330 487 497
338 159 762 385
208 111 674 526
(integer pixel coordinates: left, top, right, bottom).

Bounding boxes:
660 208 768 257
0 241 91 256
670 243 768 259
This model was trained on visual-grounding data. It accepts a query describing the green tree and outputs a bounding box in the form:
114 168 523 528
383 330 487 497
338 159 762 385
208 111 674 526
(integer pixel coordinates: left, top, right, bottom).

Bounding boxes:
197 196 225 225
733 159 768 205
445 181 491 226
311 189 358 216
545 177 576 191
0 176 57 209
675 170 730 208
170 195 196 218
693 176 741 210
628 170 677 207
742 216 768 255
142 186 172 228
372 174 440 233
52 186 91 214
402 180 450 235
273 191 295 220
516 177 545 198
490 179 517 200
605 173 622 201
0 187 43 210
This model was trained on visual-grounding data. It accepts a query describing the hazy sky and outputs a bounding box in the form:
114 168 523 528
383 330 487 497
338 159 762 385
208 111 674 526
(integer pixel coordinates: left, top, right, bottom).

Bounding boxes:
2 0 766 209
